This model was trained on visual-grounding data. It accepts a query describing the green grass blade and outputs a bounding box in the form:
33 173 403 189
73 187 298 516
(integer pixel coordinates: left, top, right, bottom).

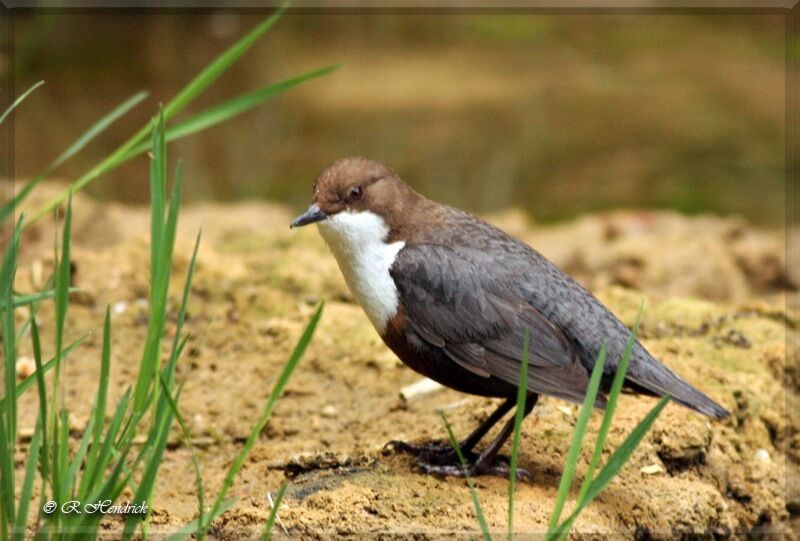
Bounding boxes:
0 334 87 414
149 110 166 294
152 110 169 289
0 81 43 223
547 345 607 531
162 3 288 121
206 302 324 527
78 307 112 500
261 484 287 541
49 196 72 519
160 163 187 369
0 216 23 536
165 64 338 141
108 433 148 500
53 409 70 524
81 446 135 531
440 413 491 541
166 499 236 541
30 6 289 223
119 65 340 162
79 389 131 502
552 396 671 539
0 414 11 540
0 80 43 126
576 308 644 506
124 179 191 541
137 229 203 537
76 440 137 534
1 218 23 437
0 217 24 292
171 230 201 357
104 445 140 496
15 413 43 539
53 194 72 379
4 90 147 226
2 288 77 309
129 419 174 536
114 396 142 451
133 111 169 415
9 291 56 308
13 299 35 344
29 317 50 491
65 416 96 498
508 330 529 540
1 214 23 386
1 183 32 228
162 158 182 279
44 91 148 176
122 394 175 540
158 335 192 436
157 373 205 539
11 272 53 343
592 403 673 490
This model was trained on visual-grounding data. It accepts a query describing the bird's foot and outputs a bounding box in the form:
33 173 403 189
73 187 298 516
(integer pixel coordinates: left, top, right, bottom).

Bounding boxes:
415 459 533 482
385 440 532 481
384 439 473 465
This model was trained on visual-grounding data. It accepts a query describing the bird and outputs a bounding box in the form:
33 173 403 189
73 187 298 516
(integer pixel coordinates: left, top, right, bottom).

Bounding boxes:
290 156 729 479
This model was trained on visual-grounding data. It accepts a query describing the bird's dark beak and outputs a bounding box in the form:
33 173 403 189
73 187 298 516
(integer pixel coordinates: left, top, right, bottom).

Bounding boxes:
290 203 327 228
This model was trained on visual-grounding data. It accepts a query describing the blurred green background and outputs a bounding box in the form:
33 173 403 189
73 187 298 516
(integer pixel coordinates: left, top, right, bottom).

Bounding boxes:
10 11 787 225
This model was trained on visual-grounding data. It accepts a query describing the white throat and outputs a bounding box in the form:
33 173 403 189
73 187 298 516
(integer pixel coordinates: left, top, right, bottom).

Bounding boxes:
317 211 405 334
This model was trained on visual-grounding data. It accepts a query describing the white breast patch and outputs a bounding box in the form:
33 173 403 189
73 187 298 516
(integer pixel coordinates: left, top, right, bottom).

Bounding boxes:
317 211 405 334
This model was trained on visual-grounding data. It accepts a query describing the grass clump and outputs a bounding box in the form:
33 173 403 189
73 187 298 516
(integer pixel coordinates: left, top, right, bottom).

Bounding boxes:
0 7 334 537
0 109 199 539
0 108 324 539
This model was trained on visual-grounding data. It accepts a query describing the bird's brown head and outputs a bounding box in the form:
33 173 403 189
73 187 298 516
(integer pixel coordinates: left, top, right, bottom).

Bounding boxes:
290 157 422 239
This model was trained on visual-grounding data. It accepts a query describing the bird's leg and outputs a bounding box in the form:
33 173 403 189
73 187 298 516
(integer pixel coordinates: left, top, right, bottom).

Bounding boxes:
417 394 539 480
458 397 517 454
385 397 515 465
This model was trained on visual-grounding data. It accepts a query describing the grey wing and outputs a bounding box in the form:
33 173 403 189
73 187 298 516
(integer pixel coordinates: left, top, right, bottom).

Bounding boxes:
391 243 601 406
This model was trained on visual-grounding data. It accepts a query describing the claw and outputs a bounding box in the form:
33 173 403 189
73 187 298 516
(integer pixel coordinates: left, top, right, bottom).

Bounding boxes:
385 439 532 481
383 440 407 452
515 468 534 483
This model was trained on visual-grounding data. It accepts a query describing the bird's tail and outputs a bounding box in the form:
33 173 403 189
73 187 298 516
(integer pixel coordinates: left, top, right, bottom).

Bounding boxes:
627 353 729 419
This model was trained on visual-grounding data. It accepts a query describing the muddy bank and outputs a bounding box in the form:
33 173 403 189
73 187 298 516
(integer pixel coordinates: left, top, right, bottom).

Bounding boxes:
11 184 796 538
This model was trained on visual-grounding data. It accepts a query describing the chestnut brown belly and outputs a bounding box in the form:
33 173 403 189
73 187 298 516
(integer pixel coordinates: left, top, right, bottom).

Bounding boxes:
382 311 517 398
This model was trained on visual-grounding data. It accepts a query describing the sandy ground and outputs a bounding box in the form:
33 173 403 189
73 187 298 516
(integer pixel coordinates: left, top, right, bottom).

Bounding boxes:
9 184 797 538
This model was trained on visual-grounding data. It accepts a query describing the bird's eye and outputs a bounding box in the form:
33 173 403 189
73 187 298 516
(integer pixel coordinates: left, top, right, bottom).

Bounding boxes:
348 185 364 202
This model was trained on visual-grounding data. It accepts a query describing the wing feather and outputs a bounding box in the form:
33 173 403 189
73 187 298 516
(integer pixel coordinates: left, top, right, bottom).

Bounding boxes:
391 243 594 404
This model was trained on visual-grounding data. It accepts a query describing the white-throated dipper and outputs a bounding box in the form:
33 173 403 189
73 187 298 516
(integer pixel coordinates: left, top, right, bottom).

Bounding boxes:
291 157 729 478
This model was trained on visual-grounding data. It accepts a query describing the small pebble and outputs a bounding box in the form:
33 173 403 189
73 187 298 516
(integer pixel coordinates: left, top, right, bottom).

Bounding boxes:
400 378 443 401
556 405 573 416
641 464 665 475
16 357 36 379
67 414 83 431
31 260 43 289
112 301 128 315
755 448 770 463
321 405 337 418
